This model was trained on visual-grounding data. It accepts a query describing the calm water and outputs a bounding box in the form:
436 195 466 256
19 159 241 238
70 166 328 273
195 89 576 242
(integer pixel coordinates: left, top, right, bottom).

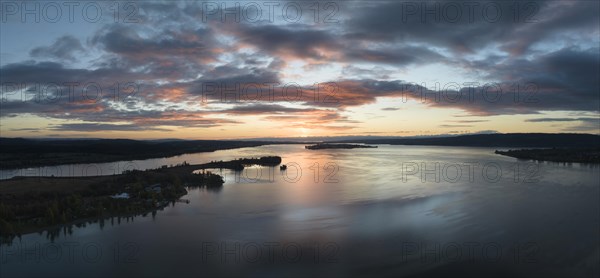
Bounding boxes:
1 145 599 277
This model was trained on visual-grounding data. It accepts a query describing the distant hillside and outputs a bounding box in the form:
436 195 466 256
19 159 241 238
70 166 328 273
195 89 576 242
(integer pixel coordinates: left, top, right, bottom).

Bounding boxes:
1 133 599 169
0 138 280 169
335 133 600 148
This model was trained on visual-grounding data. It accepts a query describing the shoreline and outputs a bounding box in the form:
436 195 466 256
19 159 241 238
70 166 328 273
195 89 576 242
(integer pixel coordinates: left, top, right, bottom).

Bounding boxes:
3 133 598 170
494 148 600 164
0 156 282 243
2 200 177 245
0 143 282 170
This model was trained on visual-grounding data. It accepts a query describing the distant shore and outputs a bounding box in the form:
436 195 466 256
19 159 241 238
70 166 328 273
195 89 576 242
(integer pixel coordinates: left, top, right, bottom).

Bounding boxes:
1 133 598 170
495 148 600 163
0 138 296 170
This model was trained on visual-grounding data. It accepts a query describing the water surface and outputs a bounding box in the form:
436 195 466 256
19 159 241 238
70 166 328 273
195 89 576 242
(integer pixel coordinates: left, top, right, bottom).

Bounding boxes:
1 145 598 277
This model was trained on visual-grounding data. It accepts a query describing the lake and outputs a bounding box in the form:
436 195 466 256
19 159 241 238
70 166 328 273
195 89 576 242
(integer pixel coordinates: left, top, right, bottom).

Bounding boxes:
1 145 599 277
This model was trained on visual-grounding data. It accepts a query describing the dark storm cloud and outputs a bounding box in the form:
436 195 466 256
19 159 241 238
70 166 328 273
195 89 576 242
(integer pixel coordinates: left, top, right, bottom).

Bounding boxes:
92 25 215 58
476 47 600 112
91 25 223 80
0 101 40 117
499 1 600 55
484 47 600 89
30 36 84 61
227 23 340 60
222 20 448 66
0 61 140 84
345 1 598 55
343 46 446 65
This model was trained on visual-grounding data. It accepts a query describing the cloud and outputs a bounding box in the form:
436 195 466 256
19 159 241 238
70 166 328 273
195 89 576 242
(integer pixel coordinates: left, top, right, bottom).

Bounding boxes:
93 25 217 59
525 117 599 123
0 61 141 85
346 1 598 55
9 128 40 132
525 117 600 132
322 47 599 113
2 1 599 136
450 120 488 123
221 104 319 115
2 45 598 130
49 123 172 132
343 45 446 65
439 124 473 128
225 23 340 61
30 36 84 61
91 25 223 80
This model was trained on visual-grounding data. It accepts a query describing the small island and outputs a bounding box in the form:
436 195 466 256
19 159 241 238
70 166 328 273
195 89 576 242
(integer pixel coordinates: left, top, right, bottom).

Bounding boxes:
0 156 282 242
305 143 378 150
495 148 600 163
199 156 282 171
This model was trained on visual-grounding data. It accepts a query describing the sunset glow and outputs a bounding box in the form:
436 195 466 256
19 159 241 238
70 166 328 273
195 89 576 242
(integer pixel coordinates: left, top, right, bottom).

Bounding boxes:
1 1 598 139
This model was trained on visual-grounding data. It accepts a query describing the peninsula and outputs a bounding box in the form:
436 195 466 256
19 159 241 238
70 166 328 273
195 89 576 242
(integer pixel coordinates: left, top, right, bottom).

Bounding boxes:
0 156 282 242
305 143 378 150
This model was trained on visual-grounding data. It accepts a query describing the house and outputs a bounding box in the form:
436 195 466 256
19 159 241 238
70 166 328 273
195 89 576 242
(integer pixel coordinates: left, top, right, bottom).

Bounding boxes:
145 183 162 193
111 193 130 199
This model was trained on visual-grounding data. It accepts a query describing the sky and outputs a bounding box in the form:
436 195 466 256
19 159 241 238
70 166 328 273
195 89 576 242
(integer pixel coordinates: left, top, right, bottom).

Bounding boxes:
0 0 599 139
